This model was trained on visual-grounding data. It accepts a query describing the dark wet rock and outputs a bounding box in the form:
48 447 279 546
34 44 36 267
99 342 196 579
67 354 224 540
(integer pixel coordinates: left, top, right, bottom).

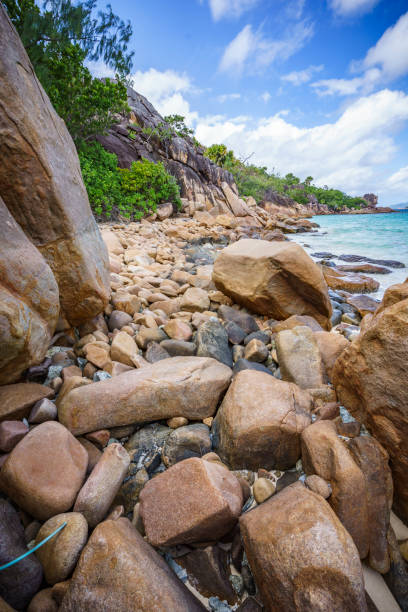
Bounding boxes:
311 252 336 259
218 305 259 335
384 527 408 611
185 246 215 265
275 470 301 493
224 321 246 345
196 319 233 367
125 423 171 454
162 424 211 467
243 331 270 345
338 255 405 269
233 359 275 376
178 546 237 604
160 340 196 356
0 500 43 609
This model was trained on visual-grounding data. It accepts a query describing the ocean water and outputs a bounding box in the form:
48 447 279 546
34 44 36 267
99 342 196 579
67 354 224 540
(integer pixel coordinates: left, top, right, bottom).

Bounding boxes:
291 211 408 298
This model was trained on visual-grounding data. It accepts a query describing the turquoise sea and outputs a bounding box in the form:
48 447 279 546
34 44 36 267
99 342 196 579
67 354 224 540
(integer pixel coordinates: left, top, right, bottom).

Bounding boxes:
291 211 408 298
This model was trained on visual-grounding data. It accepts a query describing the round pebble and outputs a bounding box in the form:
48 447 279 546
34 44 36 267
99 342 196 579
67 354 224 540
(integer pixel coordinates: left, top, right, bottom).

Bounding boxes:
253 478 276 503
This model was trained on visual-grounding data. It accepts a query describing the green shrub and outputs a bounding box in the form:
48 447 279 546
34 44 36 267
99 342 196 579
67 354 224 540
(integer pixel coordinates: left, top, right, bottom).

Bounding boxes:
78 143 181 220
118 159 181 218
78 141 122 218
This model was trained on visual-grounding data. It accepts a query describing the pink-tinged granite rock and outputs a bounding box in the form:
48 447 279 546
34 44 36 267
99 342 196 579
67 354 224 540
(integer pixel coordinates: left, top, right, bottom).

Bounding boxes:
240 482 367 612
74 443 130 527
0 383 54 423
0 420 28 453
0 422 87 520
0 6 109 326
0 197 59 384
58 357 232 435
139 457 243 547
59 518 205 611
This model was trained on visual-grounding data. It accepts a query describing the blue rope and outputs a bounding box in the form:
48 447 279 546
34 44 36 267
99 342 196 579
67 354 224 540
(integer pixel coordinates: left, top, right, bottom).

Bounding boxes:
0 521 67 571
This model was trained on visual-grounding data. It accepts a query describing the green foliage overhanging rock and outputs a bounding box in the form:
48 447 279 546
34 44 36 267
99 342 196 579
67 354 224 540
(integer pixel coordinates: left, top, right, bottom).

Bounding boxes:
78 142 181 220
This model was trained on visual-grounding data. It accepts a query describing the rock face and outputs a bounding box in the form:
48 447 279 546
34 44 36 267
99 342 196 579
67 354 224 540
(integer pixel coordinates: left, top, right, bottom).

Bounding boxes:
333 294 408 522
97 87 236 210
0 5 110 326
0 500 43 609
213 240 332 330
0 421 88 520
301 420 369 558
0 197 59 384
58 357 232 435
240 483 367 612
139 457 243 546
59 518 205 611
276 326 324 389
213 371 312 470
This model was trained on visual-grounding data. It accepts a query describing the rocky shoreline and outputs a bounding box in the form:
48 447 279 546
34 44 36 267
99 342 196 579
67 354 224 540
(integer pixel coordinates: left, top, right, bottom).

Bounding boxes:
1 210 408 611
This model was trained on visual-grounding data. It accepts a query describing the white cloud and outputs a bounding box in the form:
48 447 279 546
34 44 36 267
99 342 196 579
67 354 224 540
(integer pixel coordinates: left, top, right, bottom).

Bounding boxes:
219 21 314 74
361 12 408 80
196 89 408 198
387 165 408 191
217 93 241 103
86 60 116 79
205 0 259 21
312 12 408 96
328 0 381 16
282 64 324 86
130 68 198 124
261 91 271 103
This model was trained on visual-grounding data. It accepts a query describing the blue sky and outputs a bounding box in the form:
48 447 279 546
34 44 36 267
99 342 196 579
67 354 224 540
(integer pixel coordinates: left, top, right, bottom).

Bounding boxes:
91 0 408 204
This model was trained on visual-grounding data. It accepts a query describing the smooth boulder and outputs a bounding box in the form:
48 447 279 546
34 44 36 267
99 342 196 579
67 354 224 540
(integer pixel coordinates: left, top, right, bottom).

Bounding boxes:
139 457 243 547
276 326 324 389
0 6 109 326
301 420 369 558
58 357 232 435
59 518 205 611
333 294 408 523
213 239 332 330
0 197 59 384
239 483 367 611
213 370 312 470
0 422 87 520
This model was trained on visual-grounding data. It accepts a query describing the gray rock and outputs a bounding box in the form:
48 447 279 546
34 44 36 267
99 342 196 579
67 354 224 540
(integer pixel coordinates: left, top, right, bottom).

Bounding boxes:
331 308 342 326
0 500 43 609
196 319 232 367
125 423 172 454
224 321 246 345
233 359 274 376
160 340 196 356
29 398 57 423
243 331 270 345
145 342 170 363
218 305 259 335
162 424 211 467
108 310 132 331
93 371 112 382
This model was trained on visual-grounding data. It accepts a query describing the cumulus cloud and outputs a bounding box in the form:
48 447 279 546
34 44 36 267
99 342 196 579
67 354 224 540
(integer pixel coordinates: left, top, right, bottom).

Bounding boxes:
312 12 408 96
328 0 381 17
282 64 324 86
130 68 198 124
204 0 259 20
196 89 408 197
86 60 116 78
219 21 314 74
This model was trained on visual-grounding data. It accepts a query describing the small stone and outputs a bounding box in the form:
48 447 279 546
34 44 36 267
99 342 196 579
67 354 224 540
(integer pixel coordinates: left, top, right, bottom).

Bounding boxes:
145 341 170 363
160 339 196 356
233 358 274 376
74 443 130 528
253 478 276 503
83 362 97 379
0 383 54 423
181 287 210 312
0 420 29 452
162 424 211 467
163 319 193 341
196 318 233 367
232 345 245 363
218 305 259 335
83 343 111 369
224 321 246 345
34 513 88 584
108 310 132 331
305 474 331 498
244 338 268 363
167 417 189 429
85 429 110 449
110 331 138 367
244 331 270 345
135 326 168 350
50 376 63 392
